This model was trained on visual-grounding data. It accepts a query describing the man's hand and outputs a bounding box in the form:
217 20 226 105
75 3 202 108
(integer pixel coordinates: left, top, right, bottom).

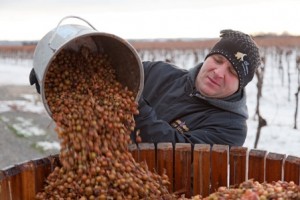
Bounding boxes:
29 68 41 94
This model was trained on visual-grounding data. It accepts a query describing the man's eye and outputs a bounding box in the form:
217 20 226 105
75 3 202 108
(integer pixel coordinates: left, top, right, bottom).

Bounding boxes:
214 57 222 64
230 68 238 76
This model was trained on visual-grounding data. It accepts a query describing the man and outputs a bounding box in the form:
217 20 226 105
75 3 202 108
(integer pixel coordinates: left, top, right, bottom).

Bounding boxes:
132 29 261 146
30 29 261 147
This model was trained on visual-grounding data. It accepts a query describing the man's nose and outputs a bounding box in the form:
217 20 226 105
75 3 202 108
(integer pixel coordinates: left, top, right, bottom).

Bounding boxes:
213 65 226 78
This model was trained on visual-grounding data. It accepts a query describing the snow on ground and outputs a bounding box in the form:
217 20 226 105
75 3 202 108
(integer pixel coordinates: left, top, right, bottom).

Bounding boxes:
0 58 60 151
0 98 45 114
35 141 60 151
0 53 299 157
0 58 33 85
243 49 300 157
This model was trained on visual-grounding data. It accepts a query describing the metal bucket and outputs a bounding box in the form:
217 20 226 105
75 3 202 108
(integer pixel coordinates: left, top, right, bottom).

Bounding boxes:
33 16 144 118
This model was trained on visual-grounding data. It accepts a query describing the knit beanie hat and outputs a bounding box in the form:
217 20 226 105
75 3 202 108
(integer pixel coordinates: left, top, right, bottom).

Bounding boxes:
206 29 261 89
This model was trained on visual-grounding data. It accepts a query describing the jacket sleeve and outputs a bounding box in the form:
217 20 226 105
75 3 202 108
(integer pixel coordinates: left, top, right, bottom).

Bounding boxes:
186 120 247 146
133 97 188 143
133 97 246 146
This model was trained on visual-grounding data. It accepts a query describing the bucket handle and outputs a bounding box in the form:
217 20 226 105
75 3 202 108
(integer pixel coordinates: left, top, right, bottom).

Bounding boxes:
48 16 98 52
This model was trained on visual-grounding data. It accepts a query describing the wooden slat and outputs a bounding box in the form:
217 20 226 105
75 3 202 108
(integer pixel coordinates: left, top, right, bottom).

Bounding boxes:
32 157 51 194
174 143 192 197
137 143 156 172
3 165 22 200
229 146 247 187
284 155 300 184
128 143 139 161
193 144 210 197
19 161 36 200
266 152 285 182
248 149 267 182
0 170 10 200
211 144 229 193
157 143 174 192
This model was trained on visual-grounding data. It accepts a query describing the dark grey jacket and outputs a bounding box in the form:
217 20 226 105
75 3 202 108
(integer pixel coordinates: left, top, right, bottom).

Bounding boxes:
133 61 248 146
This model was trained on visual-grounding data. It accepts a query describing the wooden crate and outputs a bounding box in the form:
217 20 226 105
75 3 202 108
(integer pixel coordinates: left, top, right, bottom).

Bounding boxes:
1 143 300 199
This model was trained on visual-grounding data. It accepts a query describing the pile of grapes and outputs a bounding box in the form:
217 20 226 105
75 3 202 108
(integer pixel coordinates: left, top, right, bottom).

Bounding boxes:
35 47 174 199
201 179 300 200
178 180 300 200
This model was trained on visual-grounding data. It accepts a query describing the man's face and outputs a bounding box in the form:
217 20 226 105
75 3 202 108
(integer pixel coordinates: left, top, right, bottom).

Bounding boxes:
195 54 239 98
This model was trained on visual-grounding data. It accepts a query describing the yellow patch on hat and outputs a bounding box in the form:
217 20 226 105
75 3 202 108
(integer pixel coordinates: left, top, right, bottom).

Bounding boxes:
235 52 247 61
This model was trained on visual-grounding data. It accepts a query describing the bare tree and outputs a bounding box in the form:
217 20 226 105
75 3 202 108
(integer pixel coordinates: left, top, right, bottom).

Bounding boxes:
277 48 284 86
193 50 199 64
254 57 267 148
294 56 300 129
286 50 292 101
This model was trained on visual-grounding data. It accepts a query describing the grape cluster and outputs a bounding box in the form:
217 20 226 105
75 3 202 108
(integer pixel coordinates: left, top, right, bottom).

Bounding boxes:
203 180 300 200
35 46 174 199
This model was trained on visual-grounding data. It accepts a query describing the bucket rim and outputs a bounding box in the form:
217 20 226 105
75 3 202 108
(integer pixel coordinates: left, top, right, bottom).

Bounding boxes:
34 28 144 118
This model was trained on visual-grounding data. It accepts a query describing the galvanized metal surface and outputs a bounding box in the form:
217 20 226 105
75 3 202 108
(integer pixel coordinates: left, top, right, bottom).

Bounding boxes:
33 17 144 118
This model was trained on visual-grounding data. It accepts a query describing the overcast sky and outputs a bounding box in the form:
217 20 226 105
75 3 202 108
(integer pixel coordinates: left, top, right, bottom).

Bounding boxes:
0 0 299 41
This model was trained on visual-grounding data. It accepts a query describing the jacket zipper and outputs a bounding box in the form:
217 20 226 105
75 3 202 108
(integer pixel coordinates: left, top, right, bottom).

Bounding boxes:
189 88 197 97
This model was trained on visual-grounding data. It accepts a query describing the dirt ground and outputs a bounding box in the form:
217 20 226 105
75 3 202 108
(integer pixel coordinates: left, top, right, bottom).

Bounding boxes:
0 85 59 170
